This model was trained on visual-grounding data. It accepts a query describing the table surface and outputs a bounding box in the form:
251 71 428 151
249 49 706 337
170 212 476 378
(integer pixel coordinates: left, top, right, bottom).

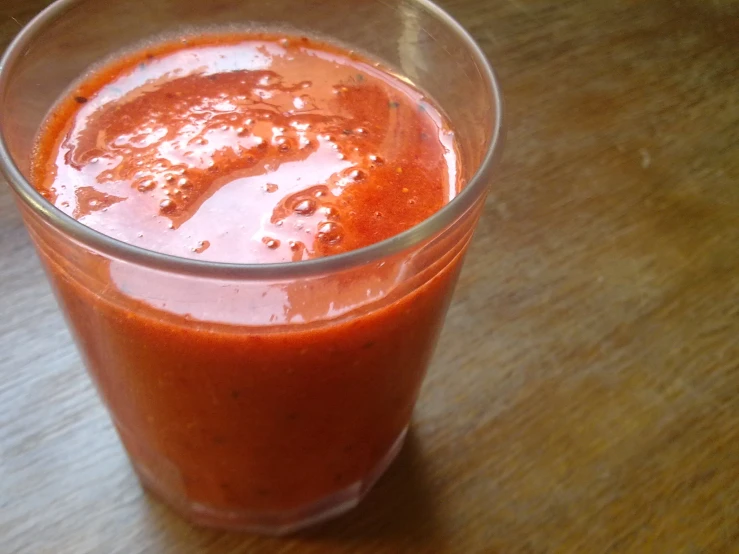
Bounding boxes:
2 1 738 553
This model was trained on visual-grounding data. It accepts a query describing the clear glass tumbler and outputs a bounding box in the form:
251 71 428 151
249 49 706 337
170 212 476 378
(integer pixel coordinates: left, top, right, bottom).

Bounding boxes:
0 0 502 534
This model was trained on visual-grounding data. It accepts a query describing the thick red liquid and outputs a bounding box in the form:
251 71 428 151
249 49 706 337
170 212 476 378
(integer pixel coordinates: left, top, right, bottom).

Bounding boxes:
33 34 458 262
29 34 467 530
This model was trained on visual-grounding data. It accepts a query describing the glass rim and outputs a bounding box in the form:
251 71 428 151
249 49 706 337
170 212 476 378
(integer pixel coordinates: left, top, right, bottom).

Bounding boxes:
0 0 503 280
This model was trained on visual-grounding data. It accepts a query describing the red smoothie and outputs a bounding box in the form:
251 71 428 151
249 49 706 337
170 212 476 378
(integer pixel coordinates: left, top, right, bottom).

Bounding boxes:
29 33 469 530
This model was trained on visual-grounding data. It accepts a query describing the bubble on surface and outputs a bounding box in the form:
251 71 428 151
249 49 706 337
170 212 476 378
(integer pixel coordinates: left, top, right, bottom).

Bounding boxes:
262 237 280 249
316 221 343 245
321 206 340 220
348 169 366 182
159 198 176 213
136 178 157 192
192 240 210 253
275 136 292 153
293 199 316 216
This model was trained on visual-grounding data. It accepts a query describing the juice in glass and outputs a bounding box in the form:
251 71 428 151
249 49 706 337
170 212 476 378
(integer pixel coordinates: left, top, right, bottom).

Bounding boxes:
0 0 502 535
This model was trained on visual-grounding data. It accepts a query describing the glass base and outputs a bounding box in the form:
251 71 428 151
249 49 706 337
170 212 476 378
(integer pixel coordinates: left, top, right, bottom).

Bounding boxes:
134 426 408 535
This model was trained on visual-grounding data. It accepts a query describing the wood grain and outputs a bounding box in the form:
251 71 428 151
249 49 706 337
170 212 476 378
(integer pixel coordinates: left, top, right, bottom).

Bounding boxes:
1 0 738 552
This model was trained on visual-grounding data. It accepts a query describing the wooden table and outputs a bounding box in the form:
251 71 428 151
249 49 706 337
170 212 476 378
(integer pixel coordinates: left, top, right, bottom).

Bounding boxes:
2 0 738 552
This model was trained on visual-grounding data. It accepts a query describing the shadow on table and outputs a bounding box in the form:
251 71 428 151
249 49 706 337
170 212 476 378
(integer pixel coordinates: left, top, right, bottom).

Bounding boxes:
141 428 447 552
298 429 443 544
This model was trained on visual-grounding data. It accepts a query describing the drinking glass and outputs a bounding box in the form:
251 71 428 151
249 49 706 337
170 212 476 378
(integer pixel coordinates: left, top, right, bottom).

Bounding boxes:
0 0 503 534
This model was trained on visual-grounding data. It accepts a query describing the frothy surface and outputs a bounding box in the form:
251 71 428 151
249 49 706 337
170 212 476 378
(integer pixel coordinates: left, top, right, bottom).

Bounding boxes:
33 34 459 263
